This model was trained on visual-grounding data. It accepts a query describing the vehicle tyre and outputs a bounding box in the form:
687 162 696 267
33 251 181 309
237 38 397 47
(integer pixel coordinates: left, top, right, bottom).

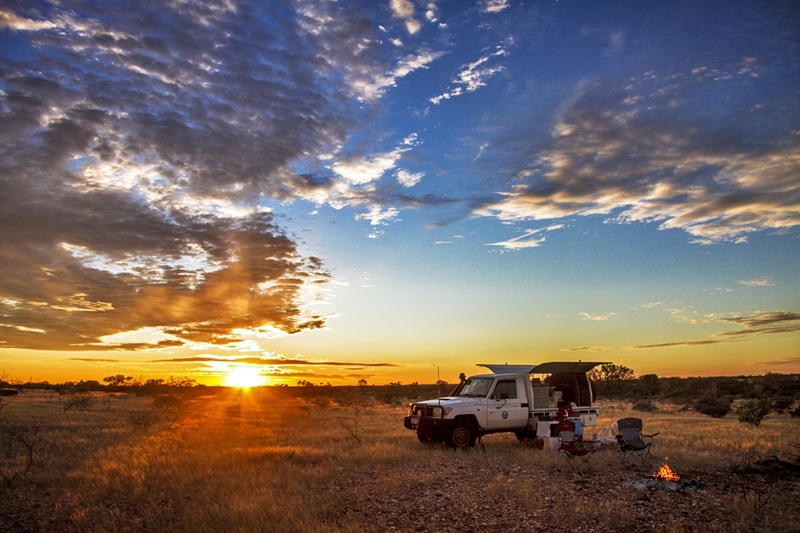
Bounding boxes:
447 420 477 448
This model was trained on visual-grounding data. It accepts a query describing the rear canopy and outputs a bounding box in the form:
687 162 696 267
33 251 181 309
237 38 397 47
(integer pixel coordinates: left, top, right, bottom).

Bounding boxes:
477 362 609 374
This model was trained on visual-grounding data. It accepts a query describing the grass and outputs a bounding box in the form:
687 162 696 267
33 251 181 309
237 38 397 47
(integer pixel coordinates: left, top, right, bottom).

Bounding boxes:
1 390 798 532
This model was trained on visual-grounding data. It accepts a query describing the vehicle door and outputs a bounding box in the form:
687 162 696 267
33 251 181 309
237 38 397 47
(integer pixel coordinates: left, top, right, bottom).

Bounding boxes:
486 378 529 430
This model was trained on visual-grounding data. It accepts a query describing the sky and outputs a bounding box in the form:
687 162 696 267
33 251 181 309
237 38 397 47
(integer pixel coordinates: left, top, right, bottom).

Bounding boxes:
0 0 798 387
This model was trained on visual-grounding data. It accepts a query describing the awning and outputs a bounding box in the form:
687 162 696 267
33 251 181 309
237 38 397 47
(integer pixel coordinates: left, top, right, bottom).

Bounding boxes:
477 362 609 374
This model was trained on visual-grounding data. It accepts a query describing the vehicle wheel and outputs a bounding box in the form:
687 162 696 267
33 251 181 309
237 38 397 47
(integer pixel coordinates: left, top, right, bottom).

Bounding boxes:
447 421 477 448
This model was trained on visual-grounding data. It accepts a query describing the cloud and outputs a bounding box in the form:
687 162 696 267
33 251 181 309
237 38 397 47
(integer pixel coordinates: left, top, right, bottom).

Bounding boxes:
390 0 421 35
356 48 444 102
68 358 125 363
431 44 509 105
0 210 331 350
580 312 617 322
153 356 397 367
755 356 800 368
474 79 800 244
559 346 612 352
354 206 400 226
397 169 424 187
715 310 800 336
486 224 564 250
483 0 510 14
632 309 800 349
0 2 441 351
632 340 724 349
0 4 378 350
738 277 773 287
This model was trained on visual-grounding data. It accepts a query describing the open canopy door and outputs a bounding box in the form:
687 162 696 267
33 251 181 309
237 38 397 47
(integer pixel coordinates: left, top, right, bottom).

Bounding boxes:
477 362 610 374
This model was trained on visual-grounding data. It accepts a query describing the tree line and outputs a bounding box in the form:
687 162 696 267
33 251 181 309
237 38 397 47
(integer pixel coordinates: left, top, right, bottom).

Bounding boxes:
2 366 799 423
588 363 800 424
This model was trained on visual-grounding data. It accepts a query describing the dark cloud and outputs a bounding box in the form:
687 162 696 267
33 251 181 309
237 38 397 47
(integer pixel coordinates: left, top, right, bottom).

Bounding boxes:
755 356 800 368
0 2 394 350
631 309 800 349
475 69 800 244
632 340 723 350
67 358 124 363
154 356 397 368
716 311 800 337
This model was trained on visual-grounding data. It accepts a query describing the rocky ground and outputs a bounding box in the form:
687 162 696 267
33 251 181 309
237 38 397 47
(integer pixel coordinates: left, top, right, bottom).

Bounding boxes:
326 446 800 533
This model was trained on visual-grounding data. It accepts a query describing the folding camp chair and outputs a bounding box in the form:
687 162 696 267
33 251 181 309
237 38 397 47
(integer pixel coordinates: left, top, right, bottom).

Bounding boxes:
558 419 598 471
617 417 659 466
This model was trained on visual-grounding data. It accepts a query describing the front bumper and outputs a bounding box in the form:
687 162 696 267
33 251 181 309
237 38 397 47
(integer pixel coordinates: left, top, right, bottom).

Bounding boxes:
404 415 455 440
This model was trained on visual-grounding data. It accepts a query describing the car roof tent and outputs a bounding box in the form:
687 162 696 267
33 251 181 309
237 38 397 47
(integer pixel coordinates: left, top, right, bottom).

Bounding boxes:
477 362 610 374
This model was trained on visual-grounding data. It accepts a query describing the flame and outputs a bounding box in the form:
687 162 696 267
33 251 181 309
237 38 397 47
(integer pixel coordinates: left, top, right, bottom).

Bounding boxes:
653 463 681 482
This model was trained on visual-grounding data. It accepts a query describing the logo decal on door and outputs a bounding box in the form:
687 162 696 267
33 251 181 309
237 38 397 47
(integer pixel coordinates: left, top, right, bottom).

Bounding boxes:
501 411 508 419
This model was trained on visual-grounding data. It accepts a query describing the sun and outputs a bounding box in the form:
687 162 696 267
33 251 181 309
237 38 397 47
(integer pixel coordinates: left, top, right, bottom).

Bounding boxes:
224 366 266 388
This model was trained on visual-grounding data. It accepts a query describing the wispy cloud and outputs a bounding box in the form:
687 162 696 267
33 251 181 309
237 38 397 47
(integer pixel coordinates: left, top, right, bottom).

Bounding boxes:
486 224 564 250
632 340 724 349
580 312 617 322
431 43 509 105
483 0 510 14
559 345 612 352
153 356 398 368
755 356 800 368
738 277 773 287
633 309 800 349
715 310 800 336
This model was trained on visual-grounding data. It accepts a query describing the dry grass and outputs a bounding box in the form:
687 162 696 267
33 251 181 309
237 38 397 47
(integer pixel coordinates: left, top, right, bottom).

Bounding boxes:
1 390 798 532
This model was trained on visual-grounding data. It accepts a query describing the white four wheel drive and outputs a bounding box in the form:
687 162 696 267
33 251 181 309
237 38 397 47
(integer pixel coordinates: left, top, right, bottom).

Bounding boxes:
403 362 607 447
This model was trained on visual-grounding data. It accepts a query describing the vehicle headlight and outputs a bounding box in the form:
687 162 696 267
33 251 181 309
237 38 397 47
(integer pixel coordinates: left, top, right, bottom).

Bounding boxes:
429 406 452 418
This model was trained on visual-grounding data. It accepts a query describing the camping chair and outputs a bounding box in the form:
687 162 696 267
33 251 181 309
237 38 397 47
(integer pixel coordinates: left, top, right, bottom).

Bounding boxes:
558 419 598 471
617 417 659 466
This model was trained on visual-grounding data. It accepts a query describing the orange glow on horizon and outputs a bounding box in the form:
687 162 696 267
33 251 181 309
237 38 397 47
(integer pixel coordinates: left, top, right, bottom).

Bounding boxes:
223 366 267 388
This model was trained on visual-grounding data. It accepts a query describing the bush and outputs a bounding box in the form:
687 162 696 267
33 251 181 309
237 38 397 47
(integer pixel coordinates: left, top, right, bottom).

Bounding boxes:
771 396 795 414
62 393 95 412
696 397 732 418
734 398 773 427
632 399 659 412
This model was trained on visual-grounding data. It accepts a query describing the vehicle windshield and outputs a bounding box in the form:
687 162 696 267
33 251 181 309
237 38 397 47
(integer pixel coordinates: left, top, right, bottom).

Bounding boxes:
456 378 493 398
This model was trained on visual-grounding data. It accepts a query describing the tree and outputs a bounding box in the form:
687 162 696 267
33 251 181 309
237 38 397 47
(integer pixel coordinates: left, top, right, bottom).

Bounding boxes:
588 363 635 398
636 374 661 398
358 379 368 386
103 374 133 387
734 398 773 426
166 376 196 387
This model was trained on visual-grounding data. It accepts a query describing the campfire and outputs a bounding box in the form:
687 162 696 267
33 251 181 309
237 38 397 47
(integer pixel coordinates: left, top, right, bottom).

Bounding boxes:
653 461 680 482
625 459 700 492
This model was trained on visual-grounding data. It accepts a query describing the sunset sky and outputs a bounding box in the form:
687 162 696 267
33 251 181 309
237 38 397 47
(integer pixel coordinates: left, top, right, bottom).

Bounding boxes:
1 0 798 387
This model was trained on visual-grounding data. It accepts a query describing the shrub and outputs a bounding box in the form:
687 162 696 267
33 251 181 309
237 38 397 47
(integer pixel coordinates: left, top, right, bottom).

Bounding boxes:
62 393 95 412
734 398 773 427
696 397 732 418
632 399 659 412
771 396 795 414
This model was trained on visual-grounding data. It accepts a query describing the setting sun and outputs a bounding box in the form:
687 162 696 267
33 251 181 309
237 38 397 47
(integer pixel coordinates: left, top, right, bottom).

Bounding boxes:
224 366 266 388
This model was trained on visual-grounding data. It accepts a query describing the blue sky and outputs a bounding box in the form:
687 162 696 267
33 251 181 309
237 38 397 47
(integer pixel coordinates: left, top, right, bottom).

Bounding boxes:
0 0 798 385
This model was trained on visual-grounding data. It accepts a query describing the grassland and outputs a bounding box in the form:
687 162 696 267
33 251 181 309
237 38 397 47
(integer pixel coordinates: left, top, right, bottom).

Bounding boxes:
1 389 798 532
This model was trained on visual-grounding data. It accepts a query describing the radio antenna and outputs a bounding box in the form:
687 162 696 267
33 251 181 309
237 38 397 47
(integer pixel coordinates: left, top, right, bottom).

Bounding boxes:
437 366 441 404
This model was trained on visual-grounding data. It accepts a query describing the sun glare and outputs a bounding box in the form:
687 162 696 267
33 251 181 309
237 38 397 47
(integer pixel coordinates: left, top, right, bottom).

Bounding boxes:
224 366 266 388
